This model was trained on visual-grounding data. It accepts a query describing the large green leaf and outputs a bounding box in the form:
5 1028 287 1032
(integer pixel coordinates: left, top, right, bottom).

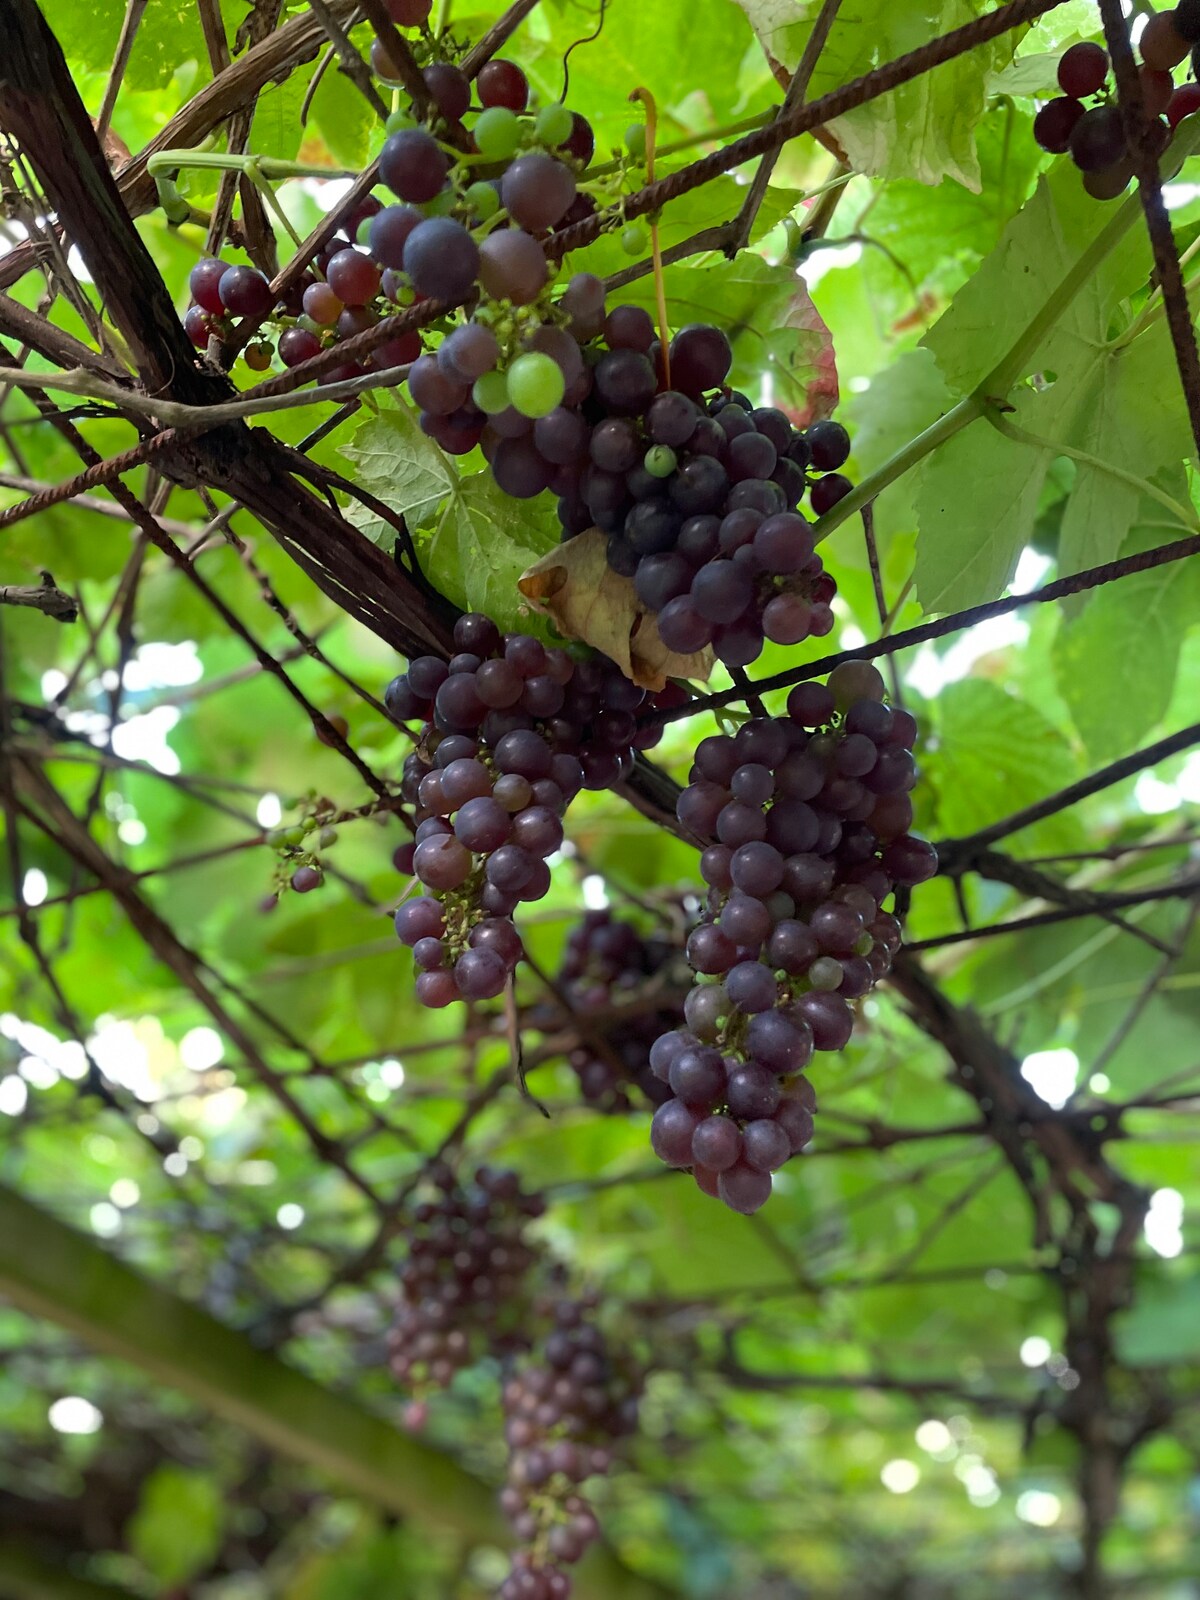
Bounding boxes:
426 472 561 629
926 677 1083 853
731 0 1009 188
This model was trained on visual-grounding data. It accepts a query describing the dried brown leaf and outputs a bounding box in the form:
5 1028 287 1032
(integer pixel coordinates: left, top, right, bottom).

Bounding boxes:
518 528 714 691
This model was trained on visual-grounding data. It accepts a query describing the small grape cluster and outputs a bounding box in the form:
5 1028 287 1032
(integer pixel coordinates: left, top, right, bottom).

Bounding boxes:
498 1299 640 1600
389 613 676 1006
388 1163 544 1397
555 911 685 1112
263 792 344 899
1034 10 1200 200
648 660 938 1215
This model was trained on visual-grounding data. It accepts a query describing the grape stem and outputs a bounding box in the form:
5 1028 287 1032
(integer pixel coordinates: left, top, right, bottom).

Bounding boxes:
630 87 672 388
146 150 359 181
810 119 1200 548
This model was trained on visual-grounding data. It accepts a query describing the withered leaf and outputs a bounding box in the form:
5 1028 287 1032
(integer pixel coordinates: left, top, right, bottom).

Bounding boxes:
518 528 714 691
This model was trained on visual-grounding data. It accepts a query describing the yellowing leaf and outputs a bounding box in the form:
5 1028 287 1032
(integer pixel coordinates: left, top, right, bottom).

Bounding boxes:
518 530 714 690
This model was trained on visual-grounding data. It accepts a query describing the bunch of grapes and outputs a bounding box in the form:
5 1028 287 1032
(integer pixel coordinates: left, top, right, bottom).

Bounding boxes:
554 911 686 1112
388 1163 544 1398
647 660 938 1215
498 1298 640 1600
1033 9 1200 199
388 614 678 1007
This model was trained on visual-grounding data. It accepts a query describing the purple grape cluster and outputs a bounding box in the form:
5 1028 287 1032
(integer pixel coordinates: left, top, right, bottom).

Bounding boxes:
471 296 853 667
388 1164 544 1395
499 1299 640 1600
388 614 678 1006
555 911 685 1112
648 660 939 1214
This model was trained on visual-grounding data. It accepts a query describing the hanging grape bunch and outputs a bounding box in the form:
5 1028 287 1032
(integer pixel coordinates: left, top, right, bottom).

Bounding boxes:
388 1163 544 1399
648 660 937 1215
1034 4 1200 200
498 1298 640 1600
553 910 686 1112
388 614 678 1008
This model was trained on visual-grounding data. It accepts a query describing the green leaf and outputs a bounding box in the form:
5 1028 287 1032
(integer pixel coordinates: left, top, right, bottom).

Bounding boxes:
249 65 314 163
338 401 458 539
309 59 376 170
427 472 560 629
611 256 836 414
912 390 1051 613
848 348 952 541
128 1465 224 1586
926 678 1083 854
732 0 1008 188
1052 518 1200 762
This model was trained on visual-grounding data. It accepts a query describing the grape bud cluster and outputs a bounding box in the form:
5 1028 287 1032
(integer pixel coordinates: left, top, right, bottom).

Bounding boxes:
388 1163 544 1396
499 1298 640 1600
388 613 677 1006
552 910 686 1112
1034 10 1200 200
648 660 938 1214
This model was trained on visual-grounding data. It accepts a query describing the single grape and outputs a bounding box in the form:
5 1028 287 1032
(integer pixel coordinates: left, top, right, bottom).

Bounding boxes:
536 102 574 147
1057 40 1108 97
605 304 655 352
809 474 853 516
189 257 227 314
474 105 521 161
217 265 274 317
1169 79 1200 126
404 218 480 302
1069 104 1127 171
621 223 649 256
183 305 211 347
502 153 577 232
387 0 431 21
423 62 470 120
279 327 321 367
669 323 733 395
1140 11 1189 70
1032 93 1084 152
478 230 549 306
717 1162 773 1215
506 352 565 418
379 128 448 203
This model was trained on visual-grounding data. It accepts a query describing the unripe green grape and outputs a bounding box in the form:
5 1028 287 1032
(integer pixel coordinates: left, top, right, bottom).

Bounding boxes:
625 123 647 160
475 106 521 161
535 102 574 147
465 180 500 219
319 826 338 848
644 444 676 477
424 188 457 216
621 222 649 256
808 957 843 992
854 932 875 957
473 369 510 413
385 109 417 135
505 350 565 417
283 825 307 847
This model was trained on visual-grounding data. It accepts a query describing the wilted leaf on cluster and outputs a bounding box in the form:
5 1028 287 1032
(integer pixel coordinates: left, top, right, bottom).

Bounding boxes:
518 528 714 691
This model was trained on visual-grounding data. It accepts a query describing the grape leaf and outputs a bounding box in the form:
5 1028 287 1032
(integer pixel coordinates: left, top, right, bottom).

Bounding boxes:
912 389 1052 613
611 256 837 418
732 0 1009 189
428 473 560 630
309 58 376 170
1052 512 1200 763
338 402 457 538
926 677 1083 856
